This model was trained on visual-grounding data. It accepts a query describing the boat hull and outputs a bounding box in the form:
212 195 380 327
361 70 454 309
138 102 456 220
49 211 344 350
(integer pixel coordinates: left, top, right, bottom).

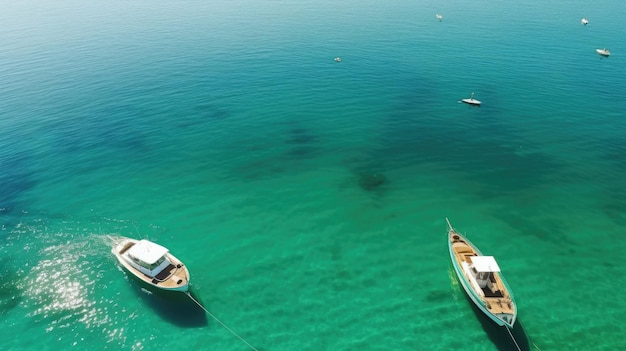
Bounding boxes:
462 99 481 106
596 49 610 57
447 221 516 328
112 238 190 292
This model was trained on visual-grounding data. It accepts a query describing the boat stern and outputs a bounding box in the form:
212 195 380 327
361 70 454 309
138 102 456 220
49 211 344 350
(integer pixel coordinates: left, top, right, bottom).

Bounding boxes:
112 238 135 255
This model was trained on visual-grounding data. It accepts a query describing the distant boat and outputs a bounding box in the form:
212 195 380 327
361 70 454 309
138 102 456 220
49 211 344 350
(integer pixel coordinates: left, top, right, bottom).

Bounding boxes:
436 14 443 21
447 218 517 328
596 48 610 57
334 57 342 62
581 18 589 25
112 238 190 292
461 92 481 106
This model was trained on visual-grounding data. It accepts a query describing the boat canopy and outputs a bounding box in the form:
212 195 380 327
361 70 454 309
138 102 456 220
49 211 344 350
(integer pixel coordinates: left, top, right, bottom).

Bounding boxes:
127 240 169 265
472 256 501 273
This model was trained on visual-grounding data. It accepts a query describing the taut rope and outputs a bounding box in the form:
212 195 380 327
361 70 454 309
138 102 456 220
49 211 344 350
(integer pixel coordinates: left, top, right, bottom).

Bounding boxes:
185 292 259 351
505 326 522 351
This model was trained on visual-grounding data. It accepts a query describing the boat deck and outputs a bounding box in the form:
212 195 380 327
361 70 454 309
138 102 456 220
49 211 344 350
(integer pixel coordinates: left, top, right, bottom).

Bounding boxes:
450 233 515 316
149 254 189 289
154 264 177 281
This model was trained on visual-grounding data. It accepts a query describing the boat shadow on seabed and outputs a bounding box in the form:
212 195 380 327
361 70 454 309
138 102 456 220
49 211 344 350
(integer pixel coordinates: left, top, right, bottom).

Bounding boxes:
132 285 208 328
464 293 531 351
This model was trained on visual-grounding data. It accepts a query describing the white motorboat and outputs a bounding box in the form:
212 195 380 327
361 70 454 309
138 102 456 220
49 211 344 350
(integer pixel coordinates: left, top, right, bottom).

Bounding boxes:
581 18 589 25
436 14 443 21
112 238 190 292
461 92 481 106
596 48 610 57
447 218 517 328
334 57 342 62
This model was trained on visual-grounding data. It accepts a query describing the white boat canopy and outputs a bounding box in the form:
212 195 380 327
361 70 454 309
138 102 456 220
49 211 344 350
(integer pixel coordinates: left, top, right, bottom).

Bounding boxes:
472 256 501 273
127 240 169 264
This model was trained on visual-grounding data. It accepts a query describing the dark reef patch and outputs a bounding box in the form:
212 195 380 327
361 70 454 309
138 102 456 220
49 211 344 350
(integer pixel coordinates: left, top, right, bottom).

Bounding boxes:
358 173 387 191
495 211 569 246
49 102 148 156
0 150 35 209
286 127 318 145
192 102 231 123
284 127 319 159
285 146 317 159
594 137 626 226
371 77 562 201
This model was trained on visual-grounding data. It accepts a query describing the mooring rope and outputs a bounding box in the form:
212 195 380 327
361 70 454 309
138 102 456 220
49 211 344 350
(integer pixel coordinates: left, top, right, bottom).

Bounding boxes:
185 292 259 351
505 326 522 351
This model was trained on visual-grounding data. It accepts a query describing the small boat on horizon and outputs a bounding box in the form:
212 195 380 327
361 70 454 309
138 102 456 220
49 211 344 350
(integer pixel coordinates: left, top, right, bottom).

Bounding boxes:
596 48 610 57
112 238 190 292
581 18 589 25
436 14 443 21
447 218 517 328
461 92 481 106
334 56 342 62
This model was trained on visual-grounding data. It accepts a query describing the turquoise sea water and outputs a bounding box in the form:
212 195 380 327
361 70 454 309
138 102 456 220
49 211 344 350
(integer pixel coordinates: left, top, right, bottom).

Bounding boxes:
2 0 626 350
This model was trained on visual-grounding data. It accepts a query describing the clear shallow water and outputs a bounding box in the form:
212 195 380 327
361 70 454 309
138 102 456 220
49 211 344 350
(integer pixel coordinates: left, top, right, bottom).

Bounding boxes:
1 0 626 350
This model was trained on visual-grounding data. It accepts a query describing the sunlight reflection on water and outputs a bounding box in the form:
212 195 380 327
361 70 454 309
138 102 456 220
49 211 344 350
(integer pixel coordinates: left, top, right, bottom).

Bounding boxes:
6 218 125 344
23 243 94 322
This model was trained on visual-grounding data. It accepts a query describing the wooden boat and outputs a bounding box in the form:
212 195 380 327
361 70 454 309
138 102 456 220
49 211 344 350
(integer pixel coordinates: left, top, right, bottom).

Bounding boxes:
447 218 517 328
112 238 190 292
596 48 610 57
461 92 481 106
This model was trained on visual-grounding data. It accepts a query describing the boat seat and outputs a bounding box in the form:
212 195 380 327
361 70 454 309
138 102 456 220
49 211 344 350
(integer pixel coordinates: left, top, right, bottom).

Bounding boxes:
453 243 472 252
